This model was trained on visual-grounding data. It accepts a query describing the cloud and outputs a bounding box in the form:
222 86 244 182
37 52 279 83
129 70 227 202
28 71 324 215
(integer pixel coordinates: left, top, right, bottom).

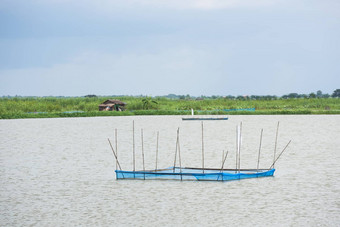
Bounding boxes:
0 48 221 96
1 0 339 97
152 0 279 10
27 0 281 11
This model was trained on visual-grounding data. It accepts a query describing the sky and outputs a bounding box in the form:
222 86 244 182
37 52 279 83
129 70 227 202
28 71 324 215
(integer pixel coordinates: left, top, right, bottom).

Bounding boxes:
0 0 339 97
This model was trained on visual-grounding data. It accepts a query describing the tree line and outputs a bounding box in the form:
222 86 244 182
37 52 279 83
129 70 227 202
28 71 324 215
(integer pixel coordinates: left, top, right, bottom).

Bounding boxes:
164 89 340 100
3 89 339 100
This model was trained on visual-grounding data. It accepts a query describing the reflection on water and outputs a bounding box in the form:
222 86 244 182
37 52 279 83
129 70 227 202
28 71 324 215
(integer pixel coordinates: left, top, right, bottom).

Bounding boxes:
0 115 339 226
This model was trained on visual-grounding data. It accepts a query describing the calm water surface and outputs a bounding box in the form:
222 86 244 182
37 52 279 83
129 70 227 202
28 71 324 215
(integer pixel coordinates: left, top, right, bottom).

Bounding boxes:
1 115 339 226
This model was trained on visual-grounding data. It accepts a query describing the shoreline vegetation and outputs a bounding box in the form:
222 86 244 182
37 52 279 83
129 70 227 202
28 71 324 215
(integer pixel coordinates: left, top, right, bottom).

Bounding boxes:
1 95 339 119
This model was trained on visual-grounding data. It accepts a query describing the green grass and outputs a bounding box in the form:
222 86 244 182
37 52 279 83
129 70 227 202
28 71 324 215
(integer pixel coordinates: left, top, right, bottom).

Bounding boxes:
0 96 339 119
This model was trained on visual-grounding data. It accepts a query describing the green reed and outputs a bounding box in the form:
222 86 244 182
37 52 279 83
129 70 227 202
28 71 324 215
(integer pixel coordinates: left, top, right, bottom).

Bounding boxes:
0 96 339 119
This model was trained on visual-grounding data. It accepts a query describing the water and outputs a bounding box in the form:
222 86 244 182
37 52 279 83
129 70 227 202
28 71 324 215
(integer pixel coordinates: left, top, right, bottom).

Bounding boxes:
1 115 339 226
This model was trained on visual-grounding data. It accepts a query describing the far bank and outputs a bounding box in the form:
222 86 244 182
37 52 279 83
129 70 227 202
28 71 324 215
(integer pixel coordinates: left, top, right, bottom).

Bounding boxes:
0 96 339 119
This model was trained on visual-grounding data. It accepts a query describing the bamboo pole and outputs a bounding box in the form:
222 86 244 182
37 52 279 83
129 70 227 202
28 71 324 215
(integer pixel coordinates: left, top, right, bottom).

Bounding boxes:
219 151 229 181
238 122 242 173
177 128 182 181
108 138 124 178
115 128 118 171
133 120 135 172
155 131 159 170
222 151 228 169
173 128 179 173
202 122 205 173
257 129 263 172
270 140 291 169
141 129 145 180
221 151 229 170
235 125 238 173
273 121 279 168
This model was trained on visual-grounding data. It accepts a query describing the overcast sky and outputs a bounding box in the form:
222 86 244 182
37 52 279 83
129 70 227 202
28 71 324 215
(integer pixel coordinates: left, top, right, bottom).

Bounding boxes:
0 0 339 97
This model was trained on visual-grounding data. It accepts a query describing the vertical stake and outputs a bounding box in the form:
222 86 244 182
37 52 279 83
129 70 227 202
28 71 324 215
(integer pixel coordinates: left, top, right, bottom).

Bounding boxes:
257 129 263 172
238 122 242 173
173 128 179 173
273 122 279 169
115 128 118 171
155 131 159 170
235 125 238 173
202 122 205 173
178 128 182 181
132 121 135 178
141 129 145 180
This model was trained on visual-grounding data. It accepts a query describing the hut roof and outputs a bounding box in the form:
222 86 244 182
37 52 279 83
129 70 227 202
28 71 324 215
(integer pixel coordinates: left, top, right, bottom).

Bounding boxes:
101 99 126 105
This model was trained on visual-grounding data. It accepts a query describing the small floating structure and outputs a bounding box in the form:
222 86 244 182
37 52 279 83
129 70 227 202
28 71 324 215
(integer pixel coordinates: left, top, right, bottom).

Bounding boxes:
182 117 228 121
108 121 291 182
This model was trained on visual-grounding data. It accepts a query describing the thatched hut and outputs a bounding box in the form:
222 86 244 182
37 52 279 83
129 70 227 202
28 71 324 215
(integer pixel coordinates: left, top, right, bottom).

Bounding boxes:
99 100 126 111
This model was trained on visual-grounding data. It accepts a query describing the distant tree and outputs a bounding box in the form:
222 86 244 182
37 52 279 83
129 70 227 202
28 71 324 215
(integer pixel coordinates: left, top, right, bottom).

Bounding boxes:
288 93 299 98
332 89 340 98
225 95 235 100
85 94 97 98
309 93 316 98
167 94 178 99
316 90 322 98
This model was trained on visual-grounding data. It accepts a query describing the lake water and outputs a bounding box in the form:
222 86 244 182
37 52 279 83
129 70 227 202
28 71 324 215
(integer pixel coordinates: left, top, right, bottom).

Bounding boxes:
1 115 339 226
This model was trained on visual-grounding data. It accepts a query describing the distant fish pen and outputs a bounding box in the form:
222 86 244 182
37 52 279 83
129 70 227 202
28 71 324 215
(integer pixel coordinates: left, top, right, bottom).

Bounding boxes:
108 121 291 182
222 108 255 112
194 108 255 113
